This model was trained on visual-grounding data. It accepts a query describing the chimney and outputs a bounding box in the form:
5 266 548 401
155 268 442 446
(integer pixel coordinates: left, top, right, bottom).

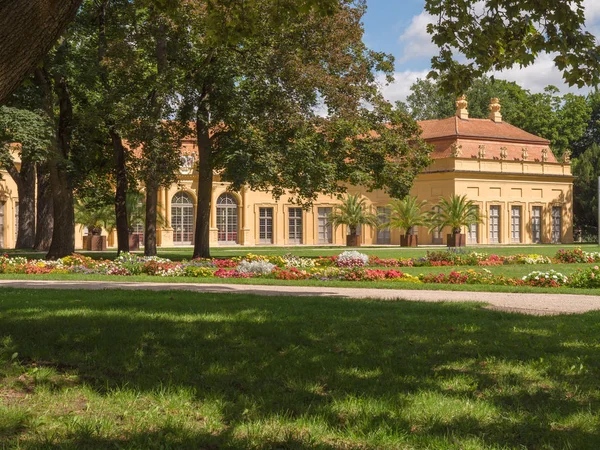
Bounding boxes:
455 95 468 120
489 98 502 123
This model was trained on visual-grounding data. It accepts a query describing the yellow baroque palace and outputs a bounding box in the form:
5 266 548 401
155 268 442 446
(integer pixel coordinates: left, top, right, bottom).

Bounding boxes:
0 97 574 249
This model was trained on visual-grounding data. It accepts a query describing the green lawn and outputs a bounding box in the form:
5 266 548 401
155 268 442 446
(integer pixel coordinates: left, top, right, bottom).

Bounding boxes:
5 243 600 261
1 289 599 449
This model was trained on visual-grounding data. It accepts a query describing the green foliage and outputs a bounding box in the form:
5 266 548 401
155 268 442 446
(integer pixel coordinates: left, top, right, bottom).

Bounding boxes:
572 144 600 234
0 106 51 167
327 193 379 236
74 197 112 233
176 1 431 203
429 194 482 235
425 0 600 93
382 196 428 236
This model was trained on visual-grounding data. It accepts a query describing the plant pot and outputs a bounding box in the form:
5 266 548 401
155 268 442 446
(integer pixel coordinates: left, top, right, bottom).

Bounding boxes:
128 234 140 251
447 233 466 247
87 235 107 251
400 234 418 247
346 234 361 247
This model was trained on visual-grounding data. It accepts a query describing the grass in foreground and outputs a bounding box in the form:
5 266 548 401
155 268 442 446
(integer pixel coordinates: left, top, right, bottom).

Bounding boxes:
1 289 600 449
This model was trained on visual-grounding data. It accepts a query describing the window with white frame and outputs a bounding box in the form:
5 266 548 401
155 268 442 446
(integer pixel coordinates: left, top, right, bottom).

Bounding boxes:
259 207 274 244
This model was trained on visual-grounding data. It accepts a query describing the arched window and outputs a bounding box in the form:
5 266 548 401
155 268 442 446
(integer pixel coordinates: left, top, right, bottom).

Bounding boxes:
216 193 238 243
171 192 194 245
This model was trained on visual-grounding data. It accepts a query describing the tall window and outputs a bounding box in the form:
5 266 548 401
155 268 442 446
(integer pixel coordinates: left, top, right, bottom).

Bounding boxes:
259 207 274 244
467 206 479 244
216 193 238 244
376 206 391 244
132 221 144 246
431 206 443 244
288 208 303 244
0 201 4 248
489 205 500 244
511 206 522 243
317 207 333 244
552 206 562 243
14 202 18 244
531 206 542 243
171 192 194 245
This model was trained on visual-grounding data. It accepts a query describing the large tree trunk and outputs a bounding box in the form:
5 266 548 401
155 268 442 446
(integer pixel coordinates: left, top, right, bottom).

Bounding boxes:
46 77 75 260
97 1 129 255
144 182 159 256
112 130 129 254
34 162 54 251
2 159 36 249
15 159 36 248
0 0 82 103
193 114 213 259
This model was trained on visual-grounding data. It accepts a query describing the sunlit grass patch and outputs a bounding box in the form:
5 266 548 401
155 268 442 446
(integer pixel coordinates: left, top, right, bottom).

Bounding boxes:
1 288 600 448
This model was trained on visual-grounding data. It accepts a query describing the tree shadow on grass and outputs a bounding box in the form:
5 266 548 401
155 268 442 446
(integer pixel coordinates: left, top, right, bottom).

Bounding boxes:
1 288 600 448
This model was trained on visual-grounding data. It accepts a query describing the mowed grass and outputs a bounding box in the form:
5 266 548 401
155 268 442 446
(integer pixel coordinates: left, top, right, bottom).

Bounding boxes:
5 243 600 261
1 289 600 449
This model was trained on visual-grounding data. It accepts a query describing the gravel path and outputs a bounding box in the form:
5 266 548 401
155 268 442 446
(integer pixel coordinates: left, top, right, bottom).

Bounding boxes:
1 280 599 315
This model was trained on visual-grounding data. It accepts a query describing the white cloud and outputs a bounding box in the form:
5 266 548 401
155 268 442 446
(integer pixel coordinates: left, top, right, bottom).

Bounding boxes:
398 12 437 63
583 0 600 24
377 70 430 104
490 53 590 96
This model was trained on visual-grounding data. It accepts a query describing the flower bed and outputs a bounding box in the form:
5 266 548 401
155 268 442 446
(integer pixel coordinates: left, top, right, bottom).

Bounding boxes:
0 249 599 289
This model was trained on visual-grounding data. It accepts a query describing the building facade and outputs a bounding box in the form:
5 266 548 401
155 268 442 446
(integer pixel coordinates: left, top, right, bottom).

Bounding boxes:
0 97 574 249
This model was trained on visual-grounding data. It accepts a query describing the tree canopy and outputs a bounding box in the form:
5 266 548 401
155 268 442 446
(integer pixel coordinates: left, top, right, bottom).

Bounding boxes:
425 0 600 93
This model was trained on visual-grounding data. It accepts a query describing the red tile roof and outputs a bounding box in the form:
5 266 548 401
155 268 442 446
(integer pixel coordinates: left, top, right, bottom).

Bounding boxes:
418 116 549 144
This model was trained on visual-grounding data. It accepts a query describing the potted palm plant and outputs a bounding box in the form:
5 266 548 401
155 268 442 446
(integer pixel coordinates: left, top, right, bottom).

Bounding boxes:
328 193 379 247
382 196 427 247
428 194 482 247
74 197 112 250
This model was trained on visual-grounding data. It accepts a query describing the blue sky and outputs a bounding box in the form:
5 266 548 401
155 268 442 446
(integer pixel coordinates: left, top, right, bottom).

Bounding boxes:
360 0 600 103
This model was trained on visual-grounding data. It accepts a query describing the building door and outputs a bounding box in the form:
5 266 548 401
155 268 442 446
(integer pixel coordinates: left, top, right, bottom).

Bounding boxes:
489 205 500 244
317 207 333 244
172 192 194 245
0 201 4 248
467 206 479 244
376 206 391 244
216 194 238 244
552 206 562 243
531 206 542 243
511 206 522 243
14 202 18 244
288 208 303 244
259 207 274 244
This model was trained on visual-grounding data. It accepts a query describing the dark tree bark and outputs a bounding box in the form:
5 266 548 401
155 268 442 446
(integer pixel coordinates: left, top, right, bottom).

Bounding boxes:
0 0 82 103
192 111 213 259
46 77 75 260
33 68 56 251
34 162 54 251
112 131 129 254
3 159 36 248
144 183 159 256
97 0 129 254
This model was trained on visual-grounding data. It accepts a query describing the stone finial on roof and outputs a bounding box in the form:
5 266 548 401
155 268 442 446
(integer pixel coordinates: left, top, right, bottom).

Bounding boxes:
521 147 528 160
456 95 469 120
500 146 508 159
541 148 549 162
450 143 463 157
489 98 502 123
478 144 486 159
563 150 571 164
